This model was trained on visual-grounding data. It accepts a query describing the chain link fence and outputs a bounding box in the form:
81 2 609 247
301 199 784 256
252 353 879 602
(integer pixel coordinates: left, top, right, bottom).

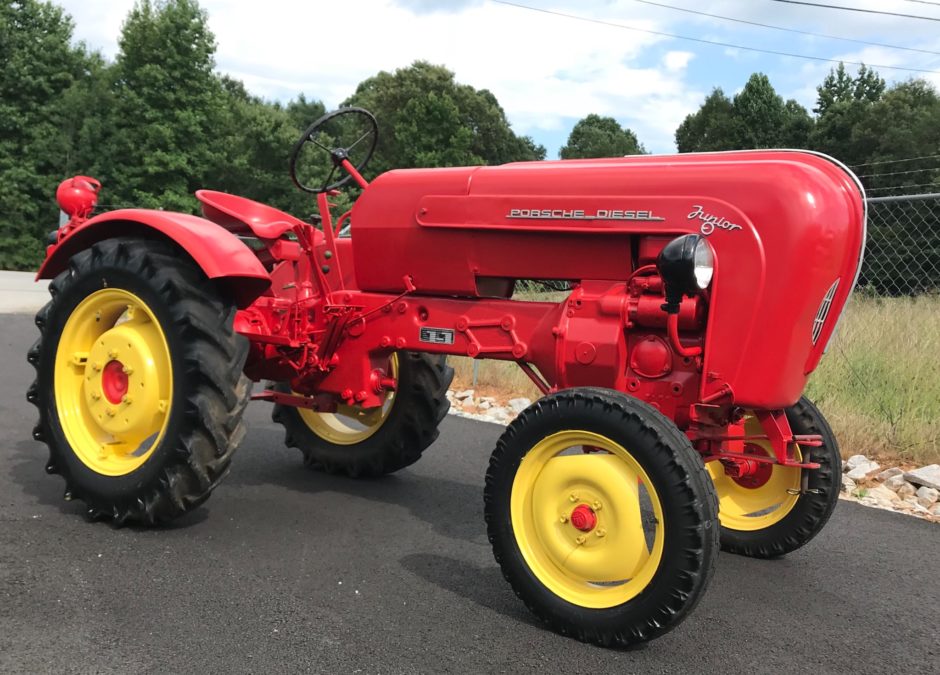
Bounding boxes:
806 192 940 463
859 193 940 296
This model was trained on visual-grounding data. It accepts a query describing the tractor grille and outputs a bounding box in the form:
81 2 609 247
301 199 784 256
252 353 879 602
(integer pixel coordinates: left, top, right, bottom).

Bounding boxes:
812 279 840 345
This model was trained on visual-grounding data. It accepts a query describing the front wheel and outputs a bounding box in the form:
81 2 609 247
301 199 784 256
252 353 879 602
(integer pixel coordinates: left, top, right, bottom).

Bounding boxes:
28 238 251 525
484 388 719 647
707 397 841 558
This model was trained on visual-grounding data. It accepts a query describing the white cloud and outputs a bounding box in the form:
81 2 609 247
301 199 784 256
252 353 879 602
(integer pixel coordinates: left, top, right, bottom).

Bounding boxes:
664 50 694 71
54 0 940 154
57 0 695 152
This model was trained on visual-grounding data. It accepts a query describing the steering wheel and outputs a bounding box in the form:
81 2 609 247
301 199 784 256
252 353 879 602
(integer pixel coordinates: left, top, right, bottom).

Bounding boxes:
289 107 378 194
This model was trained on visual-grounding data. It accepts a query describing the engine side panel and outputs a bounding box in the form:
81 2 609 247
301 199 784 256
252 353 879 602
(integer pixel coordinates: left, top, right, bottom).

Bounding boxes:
351 152 865 409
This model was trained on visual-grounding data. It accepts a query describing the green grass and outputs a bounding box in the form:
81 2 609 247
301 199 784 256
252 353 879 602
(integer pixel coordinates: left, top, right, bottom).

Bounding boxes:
805 294 940 465
451 293 940 465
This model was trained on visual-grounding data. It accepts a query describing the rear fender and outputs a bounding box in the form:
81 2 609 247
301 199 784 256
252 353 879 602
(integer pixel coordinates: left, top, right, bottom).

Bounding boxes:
37 209 271 308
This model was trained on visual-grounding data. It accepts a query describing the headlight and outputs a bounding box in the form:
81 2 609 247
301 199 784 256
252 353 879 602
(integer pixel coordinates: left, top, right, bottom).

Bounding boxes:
656 234 714 312
693 237 714 289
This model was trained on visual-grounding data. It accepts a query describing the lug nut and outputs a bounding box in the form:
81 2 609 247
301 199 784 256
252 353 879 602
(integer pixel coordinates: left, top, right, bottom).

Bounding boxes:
108 349 119 359
569 493 578 502
592 500 602 511
122 366 133 375
595 528 607 538
559 515 568 523
575 535 586 545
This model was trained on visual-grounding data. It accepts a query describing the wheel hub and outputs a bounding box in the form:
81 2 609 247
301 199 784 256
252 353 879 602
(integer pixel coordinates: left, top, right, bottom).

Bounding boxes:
81 322 166 439
102 359 128 404
569 504 597 532
724 444 773 489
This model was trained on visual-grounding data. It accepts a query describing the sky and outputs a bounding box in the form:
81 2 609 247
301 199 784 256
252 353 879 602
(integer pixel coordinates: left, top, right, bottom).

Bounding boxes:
55 0 940 156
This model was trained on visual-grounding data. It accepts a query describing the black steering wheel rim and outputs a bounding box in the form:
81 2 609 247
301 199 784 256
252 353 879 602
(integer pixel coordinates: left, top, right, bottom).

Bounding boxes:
289 107 378 194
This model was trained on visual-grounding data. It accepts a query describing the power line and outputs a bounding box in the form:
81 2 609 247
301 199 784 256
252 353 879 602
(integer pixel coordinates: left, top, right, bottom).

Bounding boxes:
629 0 940 57
850 153 940 168
900 0 940 6
866 181 940 191
490 1 940 74
769 0 940 22
858 166 940 179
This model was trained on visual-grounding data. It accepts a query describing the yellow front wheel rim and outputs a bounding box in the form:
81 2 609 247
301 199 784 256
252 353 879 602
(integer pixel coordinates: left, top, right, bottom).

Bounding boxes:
297 354 398 445
510 430 665 609
54 289 173 476
707 416 802 531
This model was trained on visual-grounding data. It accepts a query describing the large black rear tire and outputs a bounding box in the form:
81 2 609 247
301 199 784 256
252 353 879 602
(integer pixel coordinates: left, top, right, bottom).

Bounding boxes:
271 352 453 477
28 238 250 525
715 397 841 558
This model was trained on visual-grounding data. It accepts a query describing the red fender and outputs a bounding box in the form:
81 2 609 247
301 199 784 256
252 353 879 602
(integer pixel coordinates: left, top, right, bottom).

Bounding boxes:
37 209 271 308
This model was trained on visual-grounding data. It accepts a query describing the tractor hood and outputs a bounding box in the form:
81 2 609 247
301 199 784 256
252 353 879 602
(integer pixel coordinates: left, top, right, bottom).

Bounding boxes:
350 151 866 408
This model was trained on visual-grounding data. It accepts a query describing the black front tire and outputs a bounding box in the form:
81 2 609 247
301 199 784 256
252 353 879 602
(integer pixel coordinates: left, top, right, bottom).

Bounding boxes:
484 388 719 647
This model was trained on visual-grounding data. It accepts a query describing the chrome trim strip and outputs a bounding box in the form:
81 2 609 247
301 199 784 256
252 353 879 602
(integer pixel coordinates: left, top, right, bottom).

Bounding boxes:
812 279 840 345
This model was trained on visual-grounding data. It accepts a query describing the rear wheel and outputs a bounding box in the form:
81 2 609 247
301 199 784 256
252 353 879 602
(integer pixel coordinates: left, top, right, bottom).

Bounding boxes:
708 397 841 557
271 352 453 477
28 238 250 525
484 388 719 647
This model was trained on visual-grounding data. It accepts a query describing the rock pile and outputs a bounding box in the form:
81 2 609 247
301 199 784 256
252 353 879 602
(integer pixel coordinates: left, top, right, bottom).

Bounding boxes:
445 389 939 523
840 456 939 521
446 388 528 425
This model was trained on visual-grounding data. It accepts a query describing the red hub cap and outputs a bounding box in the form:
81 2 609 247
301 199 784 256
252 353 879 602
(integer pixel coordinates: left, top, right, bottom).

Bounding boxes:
102 359 129 404
569 504 597 532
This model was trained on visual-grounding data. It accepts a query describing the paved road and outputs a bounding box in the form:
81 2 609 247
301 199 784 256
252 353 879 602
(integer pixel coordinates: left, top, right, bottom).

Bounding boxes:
1 313 937 674
0 271 48 313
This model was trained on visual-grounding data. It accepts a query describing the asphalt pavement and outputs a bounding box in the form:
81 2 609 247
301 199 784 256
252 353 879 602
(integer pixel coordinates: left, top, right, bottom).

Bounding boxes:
1 312 937 674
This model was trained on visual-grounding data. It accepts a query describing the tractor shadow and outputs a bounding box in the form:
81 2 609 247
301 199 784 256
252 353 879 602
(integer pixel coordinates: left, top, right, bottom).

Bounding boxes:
226 448 487 546
9 437 208 530
399 552 542 629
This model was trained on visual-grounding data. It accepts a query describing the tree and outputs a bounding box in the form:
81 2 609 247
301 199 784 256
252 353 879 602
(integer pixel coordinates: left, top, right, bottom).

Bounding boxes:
343 61 544 175
779 99 814 148
814 63 884 116
676 77 812 152
850 80 940 294
731 73 788 149
211 82 317 217
91 0 227 213
809 63 885 165
285 93 325 133
0 0 94 269
675 88 736 152
559 114 645 159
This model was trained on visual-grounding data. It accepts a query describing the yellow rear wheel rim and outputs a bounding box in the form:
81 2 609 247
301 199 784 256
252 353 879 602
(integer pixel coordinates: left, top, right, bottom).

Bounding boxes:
298 354 398 445
510 430 665 609
707 415 802 531
54 289 173 476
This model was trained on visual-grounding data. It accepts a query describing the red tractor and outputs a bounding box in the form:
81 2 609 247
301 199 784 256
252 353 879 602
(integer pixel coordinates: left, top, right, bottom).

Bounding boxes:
29 108 865 646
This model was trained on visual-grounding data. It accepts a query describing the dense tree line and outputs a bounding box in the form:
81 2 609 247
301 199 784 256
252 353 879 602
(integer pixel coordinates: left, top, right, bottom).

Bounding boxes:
0 0 544 269
674 66 940 295
2 0 939 289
